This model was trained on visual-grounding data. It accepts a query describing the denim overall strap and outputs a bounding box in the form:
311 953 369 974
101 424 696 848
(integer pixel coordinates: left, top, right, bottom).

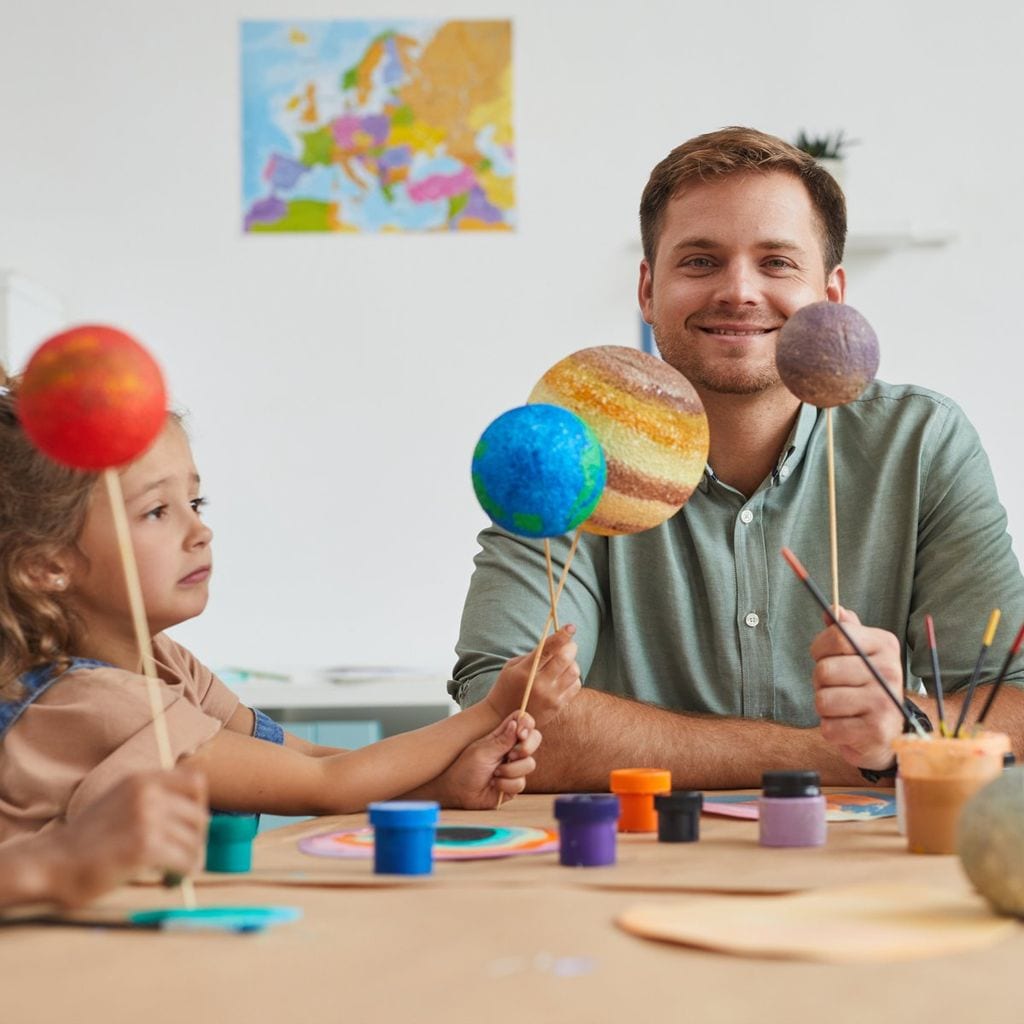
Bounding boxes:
0 658 111 740
252 708 285 745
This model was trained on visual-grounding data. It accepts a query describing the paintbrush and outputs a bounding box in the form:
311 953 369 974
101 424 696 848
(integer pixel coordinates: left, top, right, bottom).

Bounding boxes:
953 609 1001 737
974 622 1024 728
781 548 927 737
924 614 948 736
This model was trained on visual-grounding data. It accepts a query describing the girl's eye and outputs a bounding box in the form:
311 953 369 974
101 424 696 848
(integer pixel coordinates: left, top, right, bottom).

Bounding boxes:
145 505 168 520
190 497 208 514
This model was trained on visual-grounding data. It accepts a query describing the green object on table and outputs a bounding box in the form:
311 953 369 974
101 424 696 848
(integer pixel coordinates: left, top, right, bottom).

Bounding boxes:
205 813 260 873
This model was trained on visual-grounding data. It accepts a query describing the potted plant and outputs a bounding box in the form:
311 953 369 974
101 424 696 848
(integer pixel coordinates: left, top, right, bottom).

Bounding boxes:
793 129 858 184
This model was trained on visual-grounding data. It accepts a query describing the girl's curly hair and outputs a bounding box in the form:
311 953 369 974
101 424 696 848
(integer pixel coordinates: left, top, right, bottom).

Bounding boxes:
0 367 98 697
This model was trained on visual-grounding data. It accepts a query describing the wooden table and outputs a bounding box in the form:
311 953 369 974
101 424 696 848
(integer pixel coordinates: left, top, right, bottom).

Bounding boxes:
6 793 1022 1024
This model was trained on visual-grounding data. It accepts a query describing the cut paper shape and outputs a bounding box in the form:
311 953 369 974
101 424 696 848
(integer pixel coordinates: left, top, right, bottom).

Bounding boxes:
701 790 895 822
617 882 1015 963
129 906 302 933
299 823 558 860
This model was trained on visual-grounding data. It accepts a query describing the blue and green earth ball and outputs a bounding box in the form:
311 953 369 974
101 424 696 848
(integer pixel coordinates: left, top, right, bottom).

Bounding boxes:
472 405 606 538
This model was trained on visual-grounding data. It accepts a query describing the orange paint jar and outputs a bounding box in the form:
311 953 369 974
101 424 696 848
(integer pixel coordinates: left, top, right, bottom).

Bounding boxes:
609 769 672 832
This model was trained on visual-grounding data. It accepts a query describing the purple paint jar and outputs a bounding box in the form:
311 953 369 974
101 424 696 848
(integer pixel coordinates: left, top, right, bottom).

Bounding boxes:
759 771 827 848
554 794 620 867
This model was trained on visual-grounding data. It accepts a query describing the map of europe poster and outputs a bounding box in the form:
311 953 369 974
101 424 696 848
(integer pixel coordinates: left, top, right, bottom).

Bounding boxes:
241 20 515 233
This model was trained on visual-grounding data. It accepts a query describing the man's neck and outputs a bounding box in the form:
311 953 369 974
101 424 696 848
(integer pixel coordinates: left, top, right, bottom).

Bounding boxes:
700 386 802 498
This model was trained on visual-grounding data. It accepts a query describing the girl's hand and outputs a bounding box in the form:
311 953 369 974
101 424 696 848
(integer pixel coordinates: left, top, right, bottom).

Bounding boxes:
50 768 209 907
435 713 542 809
485 625 581 727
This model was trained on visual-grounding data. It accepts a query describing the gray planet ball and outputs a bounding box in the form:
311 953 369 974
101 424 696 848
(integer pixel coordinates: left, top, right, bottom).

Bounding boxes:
958 766 1024 918
775 302 880 408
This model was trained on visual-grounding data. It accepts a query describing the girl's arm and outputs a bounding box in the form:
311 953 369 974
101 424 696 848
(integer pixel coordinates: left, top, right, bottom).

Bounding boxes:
223 704 344 758
183 699 513 814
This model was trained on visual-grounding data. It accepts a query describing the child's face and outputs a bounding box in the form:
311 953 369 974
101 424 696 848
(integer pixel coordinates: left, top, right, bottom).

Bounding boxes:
70 422 213 636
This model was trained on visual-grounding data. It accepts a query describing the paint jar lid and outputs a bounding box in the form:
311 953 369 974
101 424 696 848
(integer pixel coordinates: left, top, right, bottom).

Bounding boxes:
554 794 621 823
609 768 672 794
368 801 440 829
654 790 704 814
762 770 821 798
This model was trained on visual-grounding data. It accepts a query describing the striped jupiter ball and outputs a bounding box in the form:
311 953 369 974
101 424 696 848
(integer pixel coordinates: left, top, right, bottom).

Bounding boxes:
529 346 709 536
775 302 880 408
472 404 606 539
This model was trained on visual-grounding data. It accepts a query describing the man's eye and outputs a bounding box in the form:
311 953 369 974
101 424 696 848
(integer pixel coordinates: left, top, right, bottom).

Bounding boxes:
191 497 208 514
682 256 714 269
764 258 793 269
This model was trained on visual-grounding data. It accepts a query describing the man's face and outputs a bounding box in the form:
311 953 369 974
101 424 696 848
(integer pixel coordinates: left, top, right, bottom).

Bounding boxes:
639 171 845 397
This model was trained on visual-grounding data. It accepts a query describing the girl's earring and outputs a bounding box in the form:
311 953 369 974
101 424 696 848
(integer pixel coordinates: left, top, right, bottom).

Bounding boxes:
53 576 67 590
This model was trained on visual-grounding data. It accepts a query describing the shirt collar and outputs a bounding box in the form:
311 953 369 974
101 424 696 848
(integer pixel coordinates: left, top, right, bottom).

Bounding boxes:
697 402 819 494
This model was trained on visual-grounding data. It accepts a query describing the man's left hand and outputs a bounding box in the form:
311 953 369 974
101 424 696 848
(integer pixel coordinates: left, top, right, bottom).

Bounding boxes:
809 607 905 770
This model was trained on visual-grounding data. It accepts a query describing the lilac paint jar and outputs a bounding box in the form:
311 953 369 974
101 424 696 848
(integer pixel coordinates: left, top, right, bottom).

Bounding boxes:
554 794 620 867
758 771 827 848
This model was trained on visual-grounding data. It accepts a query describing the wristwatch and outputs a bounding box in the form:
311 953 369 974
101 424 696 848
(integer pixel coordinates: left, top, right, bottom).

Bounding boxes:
858 697 933 783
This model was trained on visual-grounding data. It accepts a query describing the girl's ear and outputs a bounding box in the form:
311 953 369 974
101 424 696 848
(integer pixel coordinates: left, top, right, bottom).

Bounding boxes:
23 553 76 593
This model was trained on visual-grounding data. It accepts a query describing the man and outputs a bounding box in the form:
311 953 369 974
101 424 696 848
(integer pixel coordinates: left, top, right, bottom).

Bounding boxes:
450 127 1024 789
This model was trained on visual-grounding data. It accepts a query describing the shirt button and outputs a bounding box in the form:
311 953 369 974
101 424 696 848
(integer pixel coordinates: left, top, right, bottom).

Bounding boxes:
739 509 754 524
745 612 760 628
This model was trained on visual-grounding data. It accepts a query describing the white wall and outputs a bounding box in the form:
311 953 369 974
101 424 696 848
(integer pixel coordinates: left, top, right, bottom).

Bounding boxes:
1 1 1021 673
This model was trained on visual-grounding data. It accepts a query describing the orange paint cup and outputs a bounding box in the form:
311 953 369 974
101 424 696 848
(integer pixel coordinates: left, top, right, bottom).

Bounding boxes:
609 768 672 832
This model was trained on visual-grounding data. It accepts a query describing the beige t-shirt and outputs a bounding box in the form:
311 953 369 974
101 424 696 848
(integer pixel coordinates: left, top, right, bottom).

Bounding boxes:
0 635 239 843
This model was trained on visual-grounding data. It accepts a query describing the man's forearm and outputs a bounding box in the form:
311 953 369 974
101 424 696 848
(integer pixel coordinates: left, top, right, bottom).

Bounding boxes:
527 688 864 791
914 684 1024 756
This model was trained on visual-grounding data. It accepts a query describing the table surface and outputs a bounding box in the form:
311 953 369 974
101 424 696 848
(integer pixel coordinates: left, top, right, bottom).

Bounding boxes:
6 792 1022 1024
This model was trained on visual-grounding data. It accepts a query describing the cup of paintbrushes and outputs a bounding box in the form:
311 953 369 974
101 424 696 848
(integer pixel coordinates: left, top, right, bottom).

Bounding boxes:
892 732 1011 854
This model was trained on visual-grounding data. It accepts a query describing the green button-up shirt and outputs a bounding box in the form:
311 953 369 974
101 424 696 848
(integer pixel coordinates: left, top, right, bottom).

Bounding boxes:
450 382 1024 726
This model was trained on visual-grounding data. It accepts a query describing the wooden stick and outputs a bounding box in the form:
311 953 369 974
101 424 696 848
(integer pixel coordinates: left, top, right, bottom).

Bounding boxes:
826 407 840 613
543 539 559 632
104 470 197 910
496 530 582 809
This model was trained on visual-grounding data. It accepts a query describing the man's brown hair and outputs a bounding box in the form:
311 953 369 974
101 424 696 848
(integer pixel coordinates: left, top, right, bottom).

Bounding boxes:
639 126 847 272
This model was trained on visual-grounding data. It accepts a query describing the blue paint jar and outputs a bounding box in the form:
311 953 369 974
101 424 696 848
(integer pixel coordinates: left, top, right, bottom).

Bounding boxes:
759 771 827 848
554 794 620 867
368 801 439 875
205 813 260 873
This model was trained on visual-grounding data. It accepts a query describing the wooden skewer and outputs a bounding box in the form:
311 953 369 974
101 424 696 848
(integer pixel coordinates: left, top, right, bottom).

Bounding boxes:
544 539 559 632
825 407 840 613
496 530 581 809
105 469 197 909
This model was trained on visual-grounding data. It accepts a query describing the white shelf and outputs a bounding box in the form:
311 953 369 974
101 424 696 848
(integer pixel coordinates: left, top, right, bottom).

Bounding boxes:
224 674 453 711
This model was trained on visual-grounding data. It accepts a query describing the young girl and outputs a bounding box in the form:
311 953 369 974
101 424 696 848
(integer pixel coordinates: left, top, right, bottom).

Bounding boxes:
0 372 582 842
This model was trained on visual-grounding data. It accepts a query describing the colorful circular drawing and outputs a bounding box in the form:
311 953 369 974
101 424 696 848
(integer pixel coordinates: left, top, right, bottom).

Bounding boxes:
299 823 559 860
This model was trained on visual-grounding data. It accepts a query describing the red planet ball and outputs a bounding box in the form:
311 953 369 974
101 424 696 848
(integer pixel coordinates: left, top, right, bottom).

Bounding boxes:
17 325 168 470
